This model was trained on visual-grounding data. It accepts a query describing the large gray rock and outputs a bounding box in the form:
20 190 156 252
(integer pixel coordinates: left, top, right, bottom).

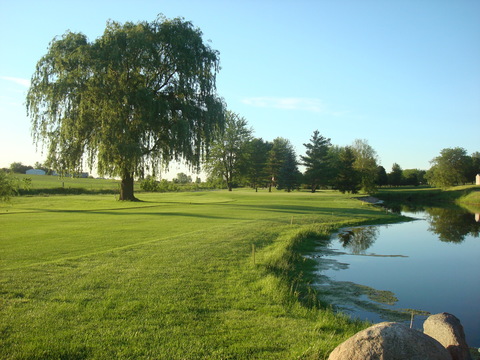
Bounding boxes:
328 322 452 360
424 313 472 360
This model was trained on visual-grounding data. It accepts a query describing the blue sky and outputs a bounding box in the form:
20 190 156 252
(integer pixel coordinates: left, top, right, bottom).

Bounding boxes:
1 0 479 177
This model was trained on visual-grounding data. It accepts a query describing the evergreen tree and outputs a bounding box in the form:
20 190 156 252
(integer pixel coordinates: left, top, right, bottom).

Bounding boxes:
334 146 360 194
265 138 290 192
277 146 301 192
300 130 331 192
245 138 271 192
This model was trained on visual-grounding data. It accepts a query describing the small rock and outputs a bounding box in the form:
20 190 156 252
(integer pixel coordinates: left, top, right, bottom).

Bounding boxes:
424 313 472 360
328 322 452 360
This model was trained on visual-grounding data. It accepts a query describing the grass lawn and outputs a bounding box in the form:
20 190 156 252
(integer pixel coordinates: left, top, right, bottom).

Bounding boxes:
14 174 122 191
0 189 403 359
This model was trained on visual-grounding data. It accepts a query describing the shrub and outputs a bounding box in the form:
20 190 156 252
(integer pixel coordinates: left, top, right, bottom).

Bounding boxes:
140 176 159 192
0 170 18 202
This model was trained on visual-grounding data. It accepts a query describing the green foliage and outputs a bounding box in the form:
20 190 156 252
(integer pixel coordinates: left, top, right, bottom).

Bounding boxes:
333 146 360 194
266 138 298 192
245 137 272 191
351 139 379 194
376 166 388 186
0 170 18 202
301 130 332 192
277 146 302 192
26 15 225 200
426 147 472 188
9 162 32 174
205 111 252 191
402 169 425 186
140 175 160 192
469 152 480 180
388 163 403 187
175 172 192 184
21 177 32 191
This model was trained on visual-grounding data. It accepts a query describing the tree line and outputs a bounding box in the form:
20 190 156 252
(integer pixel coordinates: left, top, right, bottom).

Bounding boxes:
203 112 380 193
201 112 479 193
16 15 479 200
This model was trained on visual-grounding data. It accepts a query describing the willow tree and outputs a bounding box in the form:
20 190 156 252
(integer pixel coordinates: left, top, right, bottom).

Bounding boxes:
26 15 225 200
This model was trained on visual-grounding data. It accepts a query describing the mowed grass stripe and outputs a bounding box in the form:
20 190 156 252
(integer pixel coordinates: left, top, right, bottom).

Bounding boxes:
0 191 376 271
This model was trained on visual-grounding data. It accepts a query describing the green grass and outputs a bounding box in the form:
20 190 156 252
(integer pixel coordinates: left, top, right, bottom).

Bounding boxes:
377 184 480 204
13 174 123 195
0 190 403 359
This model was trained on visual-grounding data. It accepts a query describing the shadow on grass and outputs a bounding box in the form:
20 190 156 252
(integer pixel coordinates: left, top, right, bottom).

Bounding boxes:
22 207 238 220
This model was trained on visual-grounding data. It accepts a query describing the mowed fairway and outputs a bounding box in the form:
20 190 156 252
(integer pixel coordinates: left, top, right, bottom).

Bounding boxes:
1 190 398 359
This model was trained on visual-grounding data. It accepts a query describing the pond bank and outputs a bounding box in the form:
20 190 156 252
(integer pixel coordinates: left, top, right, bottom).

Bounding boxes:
375 185 480 208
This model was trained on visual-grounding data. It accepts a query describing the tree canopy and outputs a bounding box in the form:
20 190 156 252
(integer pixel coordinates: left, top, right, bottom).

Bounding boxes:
245 138 271 192
204 111 252 191
333 146 360 194
426 147 472 188
26 15 225 200
265 138 292 192
351 139 379 194
277 144 302 192
388 163 403 187
0 171 18 202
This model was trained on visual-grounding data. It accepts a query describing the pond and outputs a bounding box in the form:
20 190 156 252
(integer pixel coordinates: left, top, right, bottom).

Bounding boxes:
311 205 480 347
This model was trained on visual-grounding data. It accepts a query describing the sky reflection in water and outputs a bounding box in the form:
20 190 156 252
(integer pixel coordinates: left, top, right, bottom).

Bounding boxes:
313 207 480 347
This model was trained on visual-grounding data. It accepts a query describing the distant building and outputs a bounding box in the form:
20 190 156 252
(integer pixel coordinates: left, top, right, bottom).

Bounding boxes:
476 174 480 185
26 169 46 175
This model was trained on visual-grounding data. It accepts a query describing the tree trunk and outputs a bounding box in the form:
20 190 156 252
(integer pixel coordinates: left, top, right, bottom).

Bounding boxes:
227 182 233 191
119 172 137 201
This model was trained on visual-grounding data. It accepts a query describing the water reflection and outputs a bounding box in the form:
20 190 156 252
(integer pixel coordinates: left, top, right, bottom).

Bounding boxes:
337 227 379 254
313 205 480 347
385 204 480 243
425 207 480 243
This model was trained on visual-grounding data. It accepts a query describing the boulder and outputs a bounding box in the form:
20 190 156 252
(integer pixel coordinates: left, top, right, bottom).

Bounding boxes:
328 322 452 360
423 313 472 360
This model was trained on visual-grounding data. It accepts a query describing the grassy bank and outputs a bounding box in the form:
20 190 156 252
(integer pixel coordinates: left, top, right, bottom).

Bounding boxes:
1 190 403 359
377 185 480 207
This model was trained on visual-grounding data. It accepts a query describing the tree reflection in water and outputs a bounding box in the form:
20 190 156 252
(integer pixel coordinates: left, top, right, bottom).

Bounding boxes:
336 205 480 248
337 226 379 254
425 207 480 243
384 203 480 243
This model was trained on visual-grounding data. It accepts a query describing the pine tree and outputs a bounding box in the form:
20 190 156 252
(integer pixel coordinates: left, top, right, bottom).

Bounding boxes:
300 130 331 192
334 146 360 194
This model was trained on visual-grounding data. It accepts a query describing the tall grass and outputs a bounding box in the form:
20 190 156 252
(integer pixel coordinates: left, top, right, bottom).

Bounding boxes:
1 190 401 359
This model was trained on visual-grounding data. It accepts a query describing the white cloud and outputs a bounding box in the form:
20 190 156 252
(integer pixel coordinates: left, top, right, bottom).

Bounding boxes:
241 97 330 113
0 76 30 87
